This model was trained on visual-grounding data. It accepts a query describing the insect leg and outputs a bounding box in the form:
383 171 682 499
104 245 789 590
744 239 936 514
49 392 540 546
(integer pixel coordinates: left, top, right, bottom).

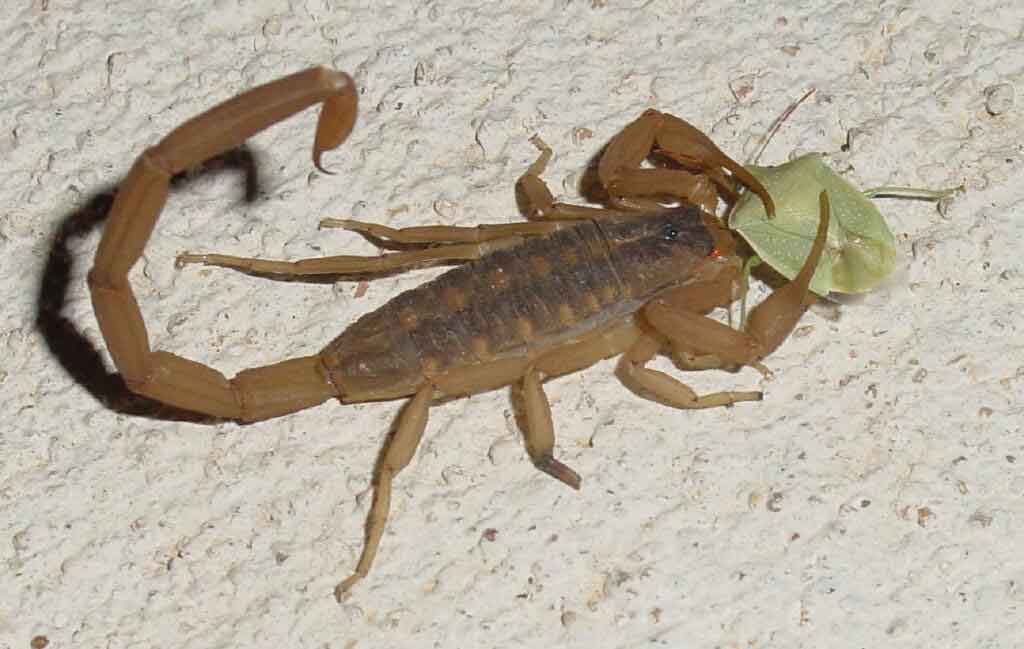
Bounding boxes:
335 384 432 600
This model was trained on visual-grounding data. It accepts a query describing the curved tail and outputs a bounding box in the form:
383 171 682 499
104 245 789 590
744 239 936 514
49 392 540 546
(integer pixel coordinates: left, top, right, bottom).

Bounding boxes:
88 68 354 421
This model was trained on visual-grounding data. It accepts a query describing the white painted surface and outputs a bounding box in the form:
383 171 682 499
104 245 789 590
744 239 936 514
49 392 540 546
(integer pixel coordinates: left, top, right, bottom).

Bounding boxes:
3 2 1023 647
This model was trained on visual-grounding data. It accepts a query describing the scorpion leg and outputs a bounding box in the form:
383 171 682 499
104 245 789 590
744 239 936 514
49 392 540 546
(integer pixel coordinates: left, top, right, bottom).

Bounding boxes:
320 217 568 246
336 384 432 600
514 322 654 487
516 368 582 490
179 217 589 276
177 241 495 276
643 192 831 370
617 333 762 408
516 136 655 220
88 67 356 420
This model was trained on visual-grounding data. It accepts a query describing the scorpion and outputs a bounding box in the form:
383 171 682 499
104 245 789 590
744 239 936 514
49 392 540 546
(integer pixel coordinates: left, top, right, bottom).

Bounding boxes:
87 67 831 599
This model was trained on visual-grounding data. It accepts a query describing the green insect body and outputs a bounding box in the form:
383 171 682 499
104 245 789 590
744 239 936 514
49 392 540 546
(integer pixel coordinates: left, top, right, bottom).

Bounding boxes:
730 152 947 296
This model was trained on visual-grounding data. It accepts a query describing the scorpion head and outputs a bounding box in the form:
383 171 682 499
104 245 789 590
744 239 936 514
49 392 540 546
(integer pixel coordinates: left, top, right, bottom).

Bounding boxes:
602 203 741 268
597 205 739 299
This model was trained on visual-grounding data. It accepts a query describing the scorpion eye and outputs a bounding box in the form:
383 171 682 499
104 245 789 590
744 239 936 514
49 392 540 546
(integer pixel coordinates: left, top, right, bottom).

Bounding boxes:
662 224 680 241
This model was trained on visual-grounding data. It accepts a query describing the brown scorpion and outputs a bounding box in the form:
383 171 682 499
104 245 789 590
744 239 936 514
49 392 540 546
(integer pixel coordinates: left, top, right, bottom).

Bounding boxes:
88 67 831 599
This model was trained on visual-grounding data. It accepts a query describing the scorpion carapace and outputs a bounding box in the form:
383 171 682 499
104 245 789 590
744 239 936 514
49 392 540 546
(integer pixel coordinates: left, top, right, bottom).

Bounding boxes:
88 67 830 599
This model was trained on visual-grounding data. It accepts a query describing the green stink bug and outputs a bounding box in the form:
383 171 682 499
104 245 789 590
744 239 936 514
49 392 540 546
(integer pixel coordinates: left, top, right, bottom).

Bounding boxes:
728 95 957 297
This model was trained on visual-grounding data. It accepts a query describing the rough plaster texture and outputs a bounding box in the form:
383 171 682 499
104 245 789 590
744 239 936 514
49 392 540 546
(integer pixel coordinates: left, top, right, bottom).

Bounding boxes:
3 2 1023 648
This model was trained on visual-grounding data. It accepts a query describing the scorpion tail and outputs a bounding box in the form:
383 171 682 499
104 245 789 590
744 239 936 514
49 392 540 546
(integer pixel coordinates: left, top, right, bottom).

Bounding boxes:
89 68 356 422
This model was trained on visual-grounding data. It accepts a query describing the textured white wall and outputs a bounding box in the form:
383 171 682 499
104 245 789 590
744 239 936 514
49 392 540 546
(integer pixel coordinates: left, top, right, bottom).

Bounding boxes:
3 1 1023 648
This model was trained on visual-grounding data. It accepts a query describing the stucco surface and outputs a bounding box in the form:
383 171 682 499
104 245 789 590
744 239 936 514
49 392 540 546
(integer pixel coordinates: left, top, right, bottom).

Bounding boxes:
3 2 1023 648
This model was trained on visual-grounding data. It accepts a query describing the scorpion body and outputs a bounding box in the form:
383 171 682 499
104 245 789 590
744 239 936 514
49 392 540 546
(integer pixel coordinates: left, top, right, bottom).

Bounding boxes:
327 210 717 403
88 67 831 598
